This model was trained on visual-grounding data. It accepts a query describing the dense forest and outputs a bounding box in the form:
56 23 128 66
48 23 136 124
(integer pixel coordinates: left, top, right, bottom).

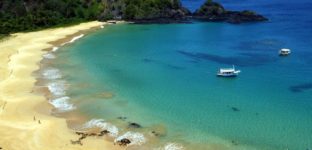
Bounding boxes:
0 0 105 35
0 0 267 36
0 0 189 35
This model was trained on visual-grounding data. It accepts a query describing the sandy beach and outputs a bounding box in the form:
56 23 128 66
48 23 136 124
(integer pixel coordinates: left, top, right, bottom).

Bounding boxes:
0 21 121 150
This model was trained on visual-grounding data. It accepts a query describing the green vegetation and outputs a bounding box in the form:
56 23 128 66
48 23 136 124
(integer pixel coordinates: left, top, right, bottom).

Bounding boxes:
194 0 225 16
0 34 8 40
0 0 106 34
0 0 189 34
193 0 268 23
122 0 189 20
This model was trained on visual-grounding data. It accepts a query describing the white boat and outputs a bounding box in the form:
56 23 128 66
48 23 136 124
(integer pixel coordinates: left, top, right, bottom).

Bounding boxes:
279 48 291 56
217 65 241 77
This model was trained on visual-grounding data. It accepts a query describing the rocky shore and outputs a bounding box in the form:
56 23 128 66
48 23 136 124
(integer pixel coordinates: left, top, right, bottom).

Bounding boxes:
192 0 268 24
125 0 268 24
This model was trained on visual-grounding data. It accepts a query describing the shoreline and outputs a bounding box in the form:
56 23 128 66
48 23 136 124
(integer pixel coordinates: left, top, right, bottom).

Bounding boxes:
0 21 122 150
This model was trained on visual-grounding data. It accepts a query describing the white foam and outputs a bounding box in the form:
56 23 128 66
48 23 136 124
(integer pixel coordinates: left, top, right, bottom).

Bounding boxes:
42 68 62 79
52 46 59 52
100 25 104 29
115 131 146 146
61 34 84 46
82 119 119 137
47 80 68 96
49 96 76 112
162 143 184 150
42 53 56 59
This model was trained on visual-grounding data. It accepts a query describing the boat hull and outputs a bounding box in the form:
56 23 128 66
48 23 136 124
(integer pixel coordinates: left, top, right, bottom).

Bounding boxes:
217 73 238 77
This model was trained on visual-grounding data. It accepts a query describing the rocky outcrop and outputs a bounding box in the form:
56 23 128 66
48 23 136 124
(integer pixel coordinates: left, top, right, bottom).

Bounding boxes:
193 0 268 24
98 0 192 24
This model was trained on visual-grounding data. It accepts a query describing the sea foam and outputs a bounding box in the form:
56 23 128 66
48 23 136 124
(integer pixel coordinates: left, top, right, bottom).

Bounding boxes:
47 80 68 96
49 96 76 112
42 68 62 80
115 131 146 146
82 119 119 137
52 47 59 52
61 34 84 46
42 53 56 59
162 143 184 150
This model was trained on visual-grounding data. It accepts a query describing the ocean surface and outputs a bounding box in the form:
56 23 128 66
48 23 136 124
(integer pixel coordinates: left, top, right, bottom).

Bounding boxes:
41 0 312 149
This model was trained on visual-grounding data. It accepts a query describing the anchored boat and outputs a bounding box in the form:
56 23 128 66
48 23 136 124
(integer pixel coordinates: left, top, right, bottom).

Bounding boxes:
217 65 241 77
279 48 291 56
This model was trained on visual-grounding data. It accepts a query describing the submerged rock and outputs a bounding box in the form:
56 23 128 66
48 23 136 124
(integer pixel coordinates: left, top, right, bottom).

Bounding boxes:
149 124 167 137
128 122 142 128
117 116 127 121
151 131 160 137
231 140 239 145
231 107 240 112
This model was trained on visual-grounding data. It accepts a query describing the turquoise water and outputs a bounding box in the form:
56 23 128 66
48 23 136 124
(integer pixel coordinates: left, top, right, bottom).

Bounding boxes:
48 1 312 149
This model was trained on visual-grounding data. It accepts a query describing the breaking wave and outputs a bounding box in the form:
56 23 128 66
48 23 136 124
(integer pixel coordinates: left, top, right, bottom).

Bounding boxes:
52 47 59 52
82 119 119 137
42 53 56 59
49 96 76 112
61 34 84 46
161 143 184 150
42 68 62 80
47 80 68 97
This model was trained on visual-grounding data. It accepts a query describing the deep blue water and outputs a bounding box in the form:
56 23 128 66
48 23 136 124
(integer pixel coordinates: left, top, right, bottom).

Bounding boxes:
50 0 312 149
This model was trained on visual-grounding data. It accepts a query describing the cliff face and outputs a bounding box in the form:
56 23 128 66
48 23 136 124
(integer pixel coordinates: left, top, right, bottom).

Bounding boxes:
98 0 191 23
193 0 268 24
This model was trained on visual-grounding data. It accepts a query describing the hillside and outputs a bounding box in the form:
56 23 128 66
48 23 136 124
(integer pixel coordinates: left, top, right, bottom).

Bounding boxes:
0 0 106 34
0 0 190 35
0 0 268 35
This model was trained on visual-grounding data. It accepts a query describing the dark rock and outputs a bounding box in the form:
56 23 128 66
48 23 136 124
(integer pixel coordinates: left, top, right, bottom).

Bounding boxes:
149 124 167 137
117 116 127 121
79 134 87 140
193 0 268 24
88 133 97 136
231 107 240 112
98 130 110 136
75 132 84 135
116 138 131 146
128 122 142 128
151 131 160 137
231 140 239 145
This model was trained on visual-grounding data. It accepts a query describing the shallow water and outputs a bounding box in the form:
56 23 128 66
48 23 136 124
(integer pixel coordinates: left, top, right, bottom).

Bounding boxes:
46 0 312 149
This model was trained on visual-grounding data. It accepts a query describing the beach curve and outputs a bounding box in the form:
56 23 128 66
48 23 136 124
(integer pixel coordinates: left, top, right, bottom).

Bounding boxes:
0 21 121 150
